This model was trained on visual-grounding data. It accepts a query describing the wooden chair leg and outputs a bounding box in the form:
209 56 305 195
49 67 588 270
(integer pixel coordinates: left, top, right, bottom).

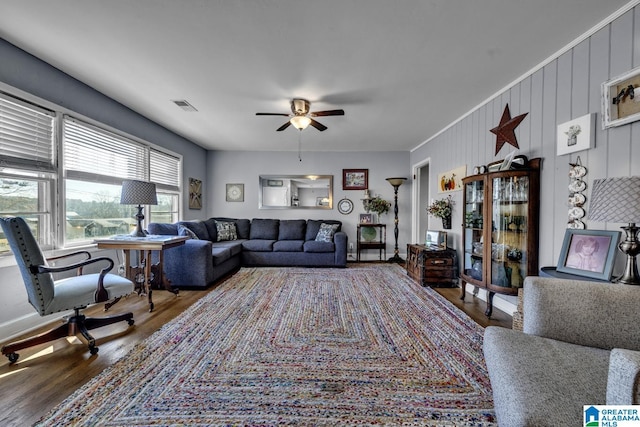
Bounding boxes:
2 321 71 357
2 311 134 363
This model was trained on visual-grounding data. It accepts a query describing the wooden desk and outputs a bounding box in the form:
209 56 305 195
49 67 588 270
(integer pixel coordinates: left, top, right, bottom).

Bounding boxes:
95 235 187 312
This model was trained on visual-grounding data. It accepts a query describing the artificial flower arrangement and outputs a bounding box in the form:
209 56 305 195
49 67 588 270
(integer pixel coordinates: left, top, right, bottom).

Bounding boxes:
427 195 454 219
365 195 391 216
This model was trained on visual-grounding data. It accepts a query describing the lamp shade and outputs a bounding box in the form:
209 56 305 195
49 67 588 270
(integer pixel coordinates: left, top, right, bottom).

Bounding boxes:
120 180 158 205
386 177 407 187
290 116 311 130
589 177 640 223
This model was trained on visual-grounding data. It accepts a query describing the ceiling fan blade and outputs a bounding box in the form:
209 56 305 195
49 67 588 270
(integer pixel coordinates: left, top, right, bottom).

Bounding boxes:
309 119 327 131
310 109 345 117
277 121 292 131
256 112 290 116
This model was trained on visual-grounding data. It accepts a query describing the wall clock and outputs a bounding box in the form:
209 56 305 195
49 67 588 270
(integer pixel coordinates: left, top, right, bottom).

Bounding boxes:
337 198 353 215
226 183 244 202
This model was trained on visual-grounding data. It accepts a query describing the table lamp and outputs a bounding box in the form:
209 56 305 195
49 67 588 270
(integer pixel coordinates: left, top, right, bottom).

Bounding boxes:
588 176 640 285
120 180 158 237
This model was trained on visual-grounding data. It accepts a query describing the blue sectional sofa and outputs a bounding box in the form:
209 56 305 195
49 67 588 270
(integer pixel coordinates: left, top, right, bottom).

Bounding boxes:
148 218 347 288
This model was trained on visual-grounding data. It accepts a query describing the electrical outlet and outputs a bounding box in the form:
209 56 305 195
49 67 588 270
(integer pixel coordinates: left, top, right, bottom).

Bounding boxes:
349 243 354 251
118 264 126 276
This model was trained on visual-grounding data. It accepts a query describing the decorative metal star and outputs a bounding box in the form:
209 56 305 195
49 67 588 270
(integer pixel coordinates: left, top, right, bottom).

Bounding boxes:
490 104 528 155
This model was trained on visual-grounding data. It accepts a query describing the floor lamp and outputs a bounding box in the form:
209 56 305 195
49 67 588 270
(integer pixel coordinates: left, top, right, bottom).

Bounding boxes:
386 177 407 263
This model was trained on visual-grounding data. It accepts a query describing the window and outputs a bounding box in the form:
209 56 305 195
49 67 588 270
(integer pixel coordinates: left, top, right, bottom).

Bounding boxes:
149 149 181 224
0 94 55 253
63 117 181 245
0 92 182 254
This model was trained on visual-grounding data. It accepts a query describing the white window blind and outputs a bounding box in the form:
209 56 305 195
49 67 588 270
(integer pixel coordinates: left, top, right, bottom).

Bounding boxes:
150 149 180 192
63 116 147 183
0 93 55 172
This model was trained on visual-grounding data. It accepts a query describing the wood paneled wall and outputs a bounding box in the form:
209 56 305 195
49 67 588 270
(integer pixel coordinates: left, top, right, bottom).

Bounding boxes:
411 6 640 294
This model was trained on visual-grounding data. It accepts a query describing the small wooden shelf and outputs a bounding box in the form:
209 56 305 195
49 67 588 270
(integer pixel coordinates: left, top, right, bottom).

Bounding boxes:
356 223 386 261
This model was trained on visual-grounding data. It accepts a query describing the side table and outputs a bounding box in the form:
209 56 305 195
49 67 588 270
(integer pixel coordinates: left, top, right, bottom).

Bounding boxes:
95 235 187 312
357 223 386 262
539 266 611 283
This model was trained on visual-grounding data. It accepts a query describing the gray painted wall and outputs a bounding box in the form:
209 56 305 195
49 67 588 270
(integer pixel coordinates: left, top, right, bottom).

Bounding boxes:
0 38 208 218
206 150 411 261
411 6 640 311
0 38 209 339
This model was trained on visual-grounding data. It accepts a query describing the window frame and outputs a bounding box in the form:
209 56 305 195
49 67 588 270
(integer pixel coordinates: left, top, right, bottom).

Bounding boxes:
0 89 183 255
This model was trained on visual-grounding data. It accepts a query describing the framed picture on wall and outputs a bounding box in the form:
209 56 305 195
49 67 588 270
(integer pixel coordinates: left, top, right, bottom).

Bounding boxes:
602 65 640 129
225 183 244 202
343 169 368 190
556 229 620 280
189 178 202 209
556 113 595 156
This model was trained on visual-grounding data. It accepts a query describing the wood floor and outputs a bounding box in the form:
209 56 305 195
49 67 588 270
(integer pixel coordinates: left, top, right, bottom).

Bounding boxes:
0 269 511 426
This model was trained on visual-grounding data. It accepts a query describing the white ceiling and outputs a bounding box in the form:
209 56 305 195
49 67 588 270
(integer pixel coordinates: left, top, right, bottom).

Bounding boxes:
0 0 634 152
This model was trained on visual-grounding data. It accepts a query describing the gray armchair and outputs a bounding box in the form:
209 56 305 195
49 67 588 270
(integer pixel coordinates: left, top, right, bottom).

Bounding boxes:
0 217 135 363
483 276 640 427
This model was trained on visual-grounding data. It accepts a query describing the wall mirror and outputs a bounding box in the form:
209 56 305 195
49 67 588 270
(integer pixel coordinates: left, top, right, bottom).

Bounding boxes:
259 175 333 209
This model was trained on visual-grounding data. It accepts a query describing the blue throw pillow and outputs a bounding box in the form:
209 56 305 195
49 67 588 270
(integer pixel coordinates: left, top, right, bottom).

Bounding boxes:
315 223 339 242
178 224 199 240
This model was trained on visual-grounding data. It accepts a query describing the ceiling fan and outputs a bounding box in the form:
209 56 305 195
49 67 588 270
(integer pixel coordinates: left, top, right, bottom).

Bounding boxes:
256 98 344 132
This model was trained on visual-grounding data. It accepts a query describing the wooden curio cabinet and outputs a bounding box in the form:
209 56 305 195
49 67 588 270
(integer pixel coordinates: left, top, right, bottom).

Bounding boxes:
460 157 541 317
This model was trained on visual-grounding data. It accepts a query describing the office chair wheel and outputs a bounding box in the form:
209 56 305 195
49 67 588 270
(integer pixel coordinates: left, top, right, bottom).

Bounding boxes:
128 319 135 326
6 352 19 364
89 345 99 355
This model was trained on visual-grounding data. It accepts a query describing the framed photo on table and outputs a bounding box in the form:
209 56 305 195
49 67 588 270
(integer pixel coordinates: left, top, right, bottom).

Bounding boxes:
343 169 368 190
556 229 620 280
359 213 374 224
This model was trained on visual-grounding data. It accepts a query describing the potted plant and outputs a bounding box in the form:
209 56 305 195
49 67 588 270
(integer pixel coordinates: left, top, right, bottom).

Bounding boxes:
427 195 454 229
364 195 391 216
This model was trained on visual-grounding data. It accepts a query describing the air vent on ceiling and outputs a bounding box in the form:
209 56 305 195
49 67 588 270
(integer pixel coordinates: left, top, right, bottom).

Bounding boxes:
172 99 198 112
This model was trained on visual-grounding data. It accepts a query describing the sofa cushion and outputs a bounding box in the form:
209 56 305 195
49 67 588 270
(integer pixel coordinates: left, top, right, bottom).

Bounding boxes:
484 326 609 426
178 224 199 239
215 221 238 241
235 219 251 240
305 220 342 241
148 222 178 236
273 240 304 252
242 239 276 252
278 219 306 241
250 219 279 240
315 223 339 242
177 221 210 240
203 218 218 241
304 241 335 253
212 240 244 257
211 246 232 265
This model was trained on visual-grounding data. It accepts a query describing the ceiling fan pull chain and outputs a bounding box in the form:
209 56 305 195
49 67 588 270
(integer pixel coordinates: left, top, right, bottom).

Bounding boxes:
298 131 303 162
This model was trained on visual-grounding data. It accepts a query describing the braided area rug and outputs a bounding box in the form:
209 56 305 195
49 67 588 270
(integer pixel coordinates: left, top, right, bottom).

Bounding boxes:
37 264 496 426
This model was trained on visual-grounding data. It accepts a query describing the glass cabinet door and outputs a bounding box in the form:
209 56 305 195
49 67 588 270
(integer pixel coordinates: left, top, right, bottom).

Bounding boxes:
490 174 528 290
463 178 485 284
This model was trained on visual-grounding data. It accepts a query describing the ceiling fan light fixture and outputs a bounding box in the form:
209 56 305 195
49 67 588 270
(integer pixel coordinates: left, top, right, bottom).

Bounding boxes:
290 116 311 130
